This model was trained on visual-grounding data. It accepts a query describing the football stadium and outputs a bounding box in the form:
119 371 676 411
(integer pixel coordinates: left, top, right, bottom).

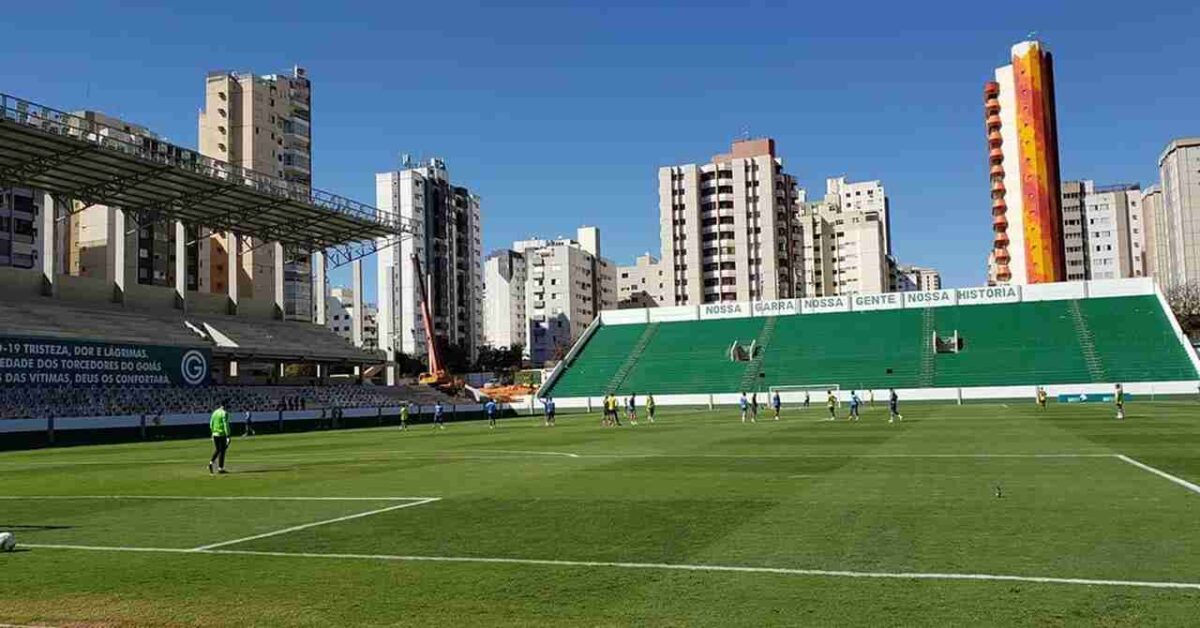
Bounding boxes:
4 25 1200 628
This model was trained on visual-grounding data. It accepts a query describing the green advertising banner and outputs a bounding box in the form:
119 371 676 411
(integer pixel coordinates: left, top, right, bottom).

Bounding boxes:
0 336 211 387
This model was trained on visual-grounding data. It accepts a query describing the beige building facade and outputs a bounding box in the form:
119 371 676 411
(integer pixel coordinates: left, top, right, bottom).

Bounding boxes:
198 66 312 319
617 253 667 308
659 138 803 305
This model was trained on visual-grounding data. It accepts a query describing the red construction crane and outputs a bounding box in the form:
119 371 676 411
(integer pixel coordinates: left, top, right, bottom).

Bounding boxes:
411 253 450 387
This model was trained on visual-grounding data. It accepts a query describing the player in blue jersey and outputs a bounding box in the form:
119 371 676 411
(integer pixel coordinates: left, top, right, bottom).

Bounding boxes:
849 391 861 421
771 391 782 420
485 398 498 429
740 392 749 423
433 400 446 430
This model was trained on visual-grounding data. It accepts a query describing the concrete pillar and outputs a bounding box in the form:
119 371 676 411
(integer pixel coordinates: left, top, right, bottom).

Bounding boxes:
226 231 238 315
382 269 397 386
351 259 364 348
272 241 285 320
106 206 125 304
314 250 327 325
174 221 186 310
38 191 55 296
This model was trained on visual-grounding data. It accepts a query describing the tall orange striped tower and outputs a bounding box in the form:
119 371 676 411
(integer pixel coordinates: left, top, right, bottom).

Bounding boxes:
985 40 1065 285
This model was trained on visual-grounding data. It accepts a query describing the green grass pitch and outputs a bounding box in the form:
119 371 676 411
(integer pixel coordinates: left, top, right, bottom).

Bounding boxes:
2 400 1200 626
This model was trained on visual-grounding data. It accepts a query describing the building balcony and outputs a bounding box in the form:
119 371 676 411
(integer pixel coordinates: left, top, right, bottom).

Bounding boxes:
990 180 1005 195
986 114 1001 128
994 232 1010 248
987 130 1002 146
989 147 1003 162
992 215 1008 232
984 81 1000 97
990 164 1004 177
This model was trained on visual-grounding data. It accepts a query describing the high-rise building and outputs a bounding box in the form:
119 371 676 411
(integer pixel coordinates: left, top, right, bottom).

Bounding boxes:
1142 184 1163 279
659 138 803 305
199 66 312 319
483 227 616 365
1156 138 1200 287
795 178 892 296
896 265 942 292
483 249 527 350
985 40 1065 285
327 287 377 348
1057 181 1149 281
617 253 668 309
376 159 484 375
0 188 39 270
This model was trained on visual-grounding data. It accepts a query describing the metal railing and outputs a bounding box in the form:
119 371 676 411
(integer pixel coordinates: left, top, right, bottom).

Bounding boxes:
0 92 404 233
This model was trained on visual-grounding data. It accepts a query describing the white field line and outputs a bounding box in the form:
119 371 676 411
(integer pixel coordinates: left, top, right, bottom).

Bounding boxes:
467 449 581 458
0 495 438 501
18 543 1200 591
1116 454 1200 496
190 497 441 551
0 451 1117 468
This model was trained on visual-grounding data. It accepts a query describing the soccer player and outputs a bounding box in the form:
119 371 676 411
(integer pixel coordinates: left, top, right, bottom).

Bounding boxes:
826 390 837 420
772 391 782 420
485 398 498 429
543 396 556 426
243 411 255 437
433 400 446 430
740 392 749 423
803 391 810 409
628 394 638 425
646 394 656 423
610 394 622 426
750 393 759 423
400 402 410 430
888 388 902 423
849 391 861 421
1036 386 1048 410
208 400 231 474
1115 384 1125 420
868 389 875 408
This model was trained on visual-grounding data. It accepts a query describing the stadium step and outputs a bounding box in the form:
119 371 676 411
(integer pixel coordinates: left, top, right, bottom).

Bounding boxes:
1068 300 1107 382
917 308 936 387
738 317 777 391
603 323 660 394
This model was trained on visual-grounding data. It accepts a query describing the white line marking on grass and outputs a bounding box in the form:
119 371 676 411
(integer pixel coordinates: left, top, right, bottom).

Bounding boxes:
1116 454 1200 496
190 497 441 551
465 449 581 458
0 495 438 501
20 544 1200 591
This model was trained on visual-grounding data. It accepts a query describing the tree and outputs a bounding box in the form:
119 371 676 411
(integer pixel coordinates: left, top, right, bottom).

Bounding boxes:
1165 282 1200 340
475 344 524 373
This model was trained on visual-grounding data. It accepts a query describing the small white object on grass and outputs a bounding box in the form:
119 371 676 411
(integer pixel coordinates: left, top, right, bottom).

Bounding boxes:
0 531 15 552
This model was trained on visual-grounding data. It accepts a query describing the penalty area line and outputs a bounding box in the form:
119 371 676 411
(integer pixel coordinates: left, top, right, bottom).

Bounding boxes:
1116 454 1200 496
190 497 441 551
0 495 439 502
18 544 1200 591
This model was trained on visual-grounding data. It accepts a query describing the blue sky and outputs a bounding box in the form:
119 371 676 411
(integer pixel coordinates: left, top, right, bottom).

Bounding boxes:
2 1 1198 301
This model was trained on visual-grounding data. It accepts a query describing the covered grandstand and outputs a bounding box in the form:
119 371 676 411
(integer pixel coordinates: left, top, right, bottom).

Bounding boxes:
540 278 1200 405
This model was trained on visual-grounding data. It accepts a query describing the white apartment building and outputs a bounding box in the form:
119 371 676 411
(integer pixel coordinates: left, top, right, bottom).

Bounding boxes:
482 249 526 350
659 138 804 305
484 227 615 365
327 287 377 348
617 253 668 309
199 66 313 319
1142 185 1163 279
1157 138 1200 287
796 178 892 296
376 159 483 379
896 265 942 292
1059 181 1147 280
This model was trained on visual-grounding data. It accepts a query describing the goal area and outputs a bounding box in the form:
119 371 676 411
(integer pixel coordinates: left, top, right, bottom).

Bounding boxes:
768 384 842 406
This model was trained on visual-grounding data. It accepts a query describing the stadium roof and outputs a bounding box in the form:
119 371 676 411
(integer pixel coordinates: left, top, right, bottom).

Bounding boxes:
0 93 411 265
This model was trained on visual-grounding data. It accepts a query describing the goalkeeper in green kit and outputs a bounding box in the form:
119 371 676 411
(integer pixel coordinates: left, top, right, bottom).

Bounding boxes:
208 400 231 474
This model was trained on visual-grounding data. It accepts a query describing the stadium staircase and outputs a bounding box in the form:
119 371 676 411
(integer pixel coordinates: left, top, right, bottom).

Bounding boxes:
738 316 777 391
1068 300 1107 382
603 323 660 394
917 308 936 387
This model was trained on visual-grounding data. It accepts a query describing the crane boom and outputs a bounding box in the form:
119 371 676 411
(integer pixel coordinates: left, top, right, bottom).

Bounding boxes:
410 253 444 379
